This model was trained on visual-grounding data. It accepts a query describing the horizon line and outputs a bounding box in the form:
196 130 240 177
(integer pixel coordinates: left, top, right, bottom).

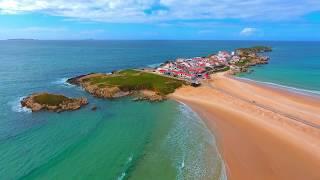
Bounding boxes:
1 39 320 42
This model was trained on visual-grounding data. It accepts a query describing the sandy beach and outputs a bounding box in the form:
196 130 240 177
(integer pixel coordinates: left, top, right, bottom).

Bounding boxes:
170 72 320 180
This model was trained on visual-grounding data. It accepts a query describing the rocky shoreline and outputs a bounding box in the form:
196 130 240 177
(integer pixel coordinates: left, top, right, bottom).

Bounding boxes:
229 47 270 74
21 93 88 112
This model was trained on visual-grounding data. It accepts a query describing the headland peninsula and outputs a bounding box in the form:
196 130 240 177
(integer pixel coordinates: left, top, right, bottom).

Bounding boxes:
67 69 185 102
64 46 271 103
20 46 320 180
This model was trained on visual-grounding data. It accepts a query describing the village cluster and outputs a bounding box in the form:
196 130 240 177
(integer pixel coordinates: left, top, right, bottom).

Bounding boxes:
155 51 242 83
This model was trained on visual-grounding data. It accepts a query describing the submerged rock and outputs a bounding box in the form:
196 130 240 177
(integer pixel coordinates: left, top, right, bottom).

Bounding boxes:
21 93 88 112
91 105 98 111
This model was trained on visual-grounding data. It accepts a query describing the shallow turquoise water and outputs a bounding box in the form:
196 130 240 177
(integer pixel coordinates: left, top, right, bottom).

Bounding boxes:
238 42 320 92
1 97 223 179
0 40 226 179
0 40 318 179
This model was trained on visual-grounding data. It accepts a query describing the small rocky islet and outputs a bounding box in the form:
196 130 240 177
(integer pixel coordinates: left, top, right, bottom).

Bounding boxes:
21 93 88 112
22 46 271 112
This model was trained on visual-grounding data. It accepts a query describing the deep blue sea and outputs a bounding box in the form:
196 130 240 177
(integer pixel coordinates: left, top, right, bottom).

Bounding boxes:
0 40 319 179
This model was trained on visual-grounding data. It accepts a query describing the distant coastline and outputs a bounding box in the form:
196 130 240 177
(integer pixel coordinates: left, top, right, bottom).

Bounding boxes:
7 38 38 41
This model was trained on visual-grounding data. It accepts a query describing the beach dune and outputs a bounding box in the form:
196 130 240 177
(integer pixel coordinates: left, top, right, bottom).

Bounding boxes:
170 73 320 180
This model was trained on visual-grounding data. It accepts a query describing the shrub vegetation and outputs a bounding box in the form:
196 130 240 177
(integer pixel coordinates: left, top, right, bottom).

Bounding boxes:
33 93 70 106
84 69 185 95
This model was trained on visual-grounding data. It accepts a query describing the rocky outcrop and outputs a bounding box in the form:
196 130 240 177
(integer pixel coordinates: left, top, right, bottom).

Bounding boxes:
230 52 270 75
83 84 126 98
132 90 164 102
66 73 94 85
67 73 127 99
21 93 88 112
236 46 272 56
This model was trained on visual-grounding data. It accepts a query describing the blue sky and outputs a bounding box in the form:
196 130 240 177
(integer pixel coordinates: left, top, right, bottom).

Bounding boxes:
0 0 319 40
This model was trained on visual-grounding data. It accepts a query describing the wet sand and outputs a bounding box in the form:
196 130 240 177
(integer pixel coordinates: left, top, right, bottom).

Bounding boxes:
169 72 320 180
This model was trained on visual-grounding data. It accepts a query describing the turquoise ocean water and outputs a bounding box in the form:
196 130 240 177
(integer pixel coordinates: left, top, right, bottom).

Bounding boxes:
238 41 320 94
0 40 319 179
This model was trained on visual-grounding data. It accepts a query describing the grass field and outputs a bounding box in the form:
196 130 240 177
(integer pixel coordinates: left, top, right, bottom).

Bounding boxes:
83 69 185 95
33 93 70 106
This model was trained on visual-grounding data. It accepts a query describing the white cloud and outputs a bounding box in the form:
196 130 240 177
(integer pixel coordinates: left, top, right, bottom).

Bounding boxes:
240 27 258 36
0 0 320 22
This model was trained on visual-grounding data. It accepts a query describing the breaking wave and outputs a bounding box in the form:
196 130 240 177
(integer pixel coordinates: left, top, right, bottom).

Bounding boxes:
8 96 31 113
166 102 227 180
147 63 162 68
52 77 75 88
117 155 134 180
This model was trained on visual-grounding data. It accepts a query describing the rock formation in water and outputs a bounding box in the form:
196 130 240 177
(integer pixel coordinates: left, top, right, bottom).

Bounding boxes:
21 93 88 112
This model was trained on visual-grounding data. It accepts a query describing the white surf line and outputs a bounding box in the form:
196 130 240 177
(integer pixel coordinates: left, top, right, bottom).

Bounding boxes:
175 101 228 180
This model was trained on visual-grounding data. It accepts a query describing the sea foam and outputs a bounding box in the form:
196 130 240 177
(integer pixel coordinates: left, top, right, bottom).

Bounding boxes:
165 102 227 180
117 172 126 180
52 77 75 88
8 96 31 113
147 63 162 68
116 154 133 180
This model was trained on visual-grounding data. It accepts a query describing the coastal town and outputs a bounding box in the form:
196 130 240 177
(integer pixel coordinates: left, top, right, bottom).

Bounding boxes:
150 46 271 85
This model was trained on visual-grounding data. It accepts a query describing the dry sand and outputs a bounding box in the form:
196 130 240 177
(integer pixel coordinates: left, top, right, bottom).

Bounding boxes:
169 72 320 180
